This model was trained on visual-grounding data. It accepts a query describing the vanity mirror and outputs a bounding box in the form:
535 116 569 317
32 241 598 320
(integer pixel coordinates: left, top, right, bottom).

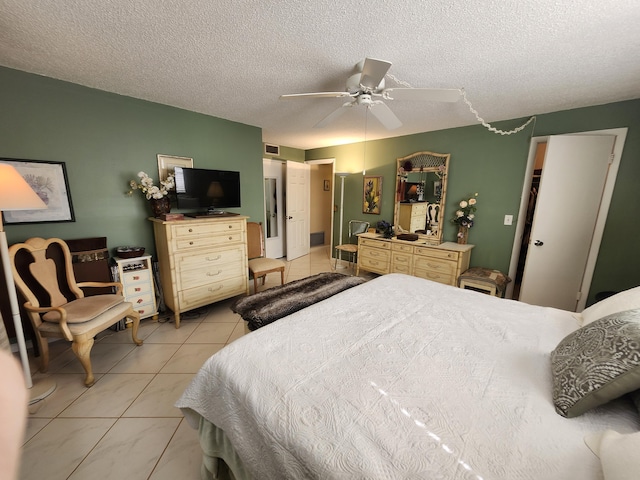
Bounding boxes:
393 151 449 245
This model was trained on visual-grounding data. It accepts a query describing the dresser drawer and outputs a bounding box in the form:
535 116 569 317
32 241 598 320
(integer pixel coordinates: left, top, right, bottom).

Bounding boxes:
413 256 456 276
359 237 391 250
179 261 245 290
174 221 243 238
412 203 428 216
125 282 151 297
414 246 460 261
391 252 412 272
175 231 243 250
123 269 152 286
127 291 154 308
176 245 245 271
392 243 414 253
131 303 157 318
412 268 455 285
179 275 247 310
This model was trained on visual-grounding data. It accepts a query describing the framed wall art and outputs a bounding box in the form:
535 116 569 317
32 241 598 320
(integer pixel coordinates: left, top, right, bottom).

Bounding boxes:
0 158 75 224
157 154 193 183
363 175 382 215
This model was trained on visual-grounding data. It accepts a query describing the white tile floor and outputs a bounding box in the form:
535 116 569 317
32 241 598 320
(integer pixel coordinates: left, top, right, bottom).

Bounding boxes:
17 246 369 480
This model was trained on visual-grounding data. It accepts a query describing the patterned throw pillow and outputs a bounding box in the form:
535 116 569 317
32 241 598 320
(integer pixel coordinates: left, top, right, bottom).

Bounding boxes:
551 308 640 418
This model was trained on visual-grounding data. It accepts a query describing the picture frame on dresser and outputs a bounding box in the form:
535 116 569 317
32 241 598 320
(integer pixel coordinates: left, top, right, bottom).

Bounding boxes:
157 154 193 183
0 158 75 224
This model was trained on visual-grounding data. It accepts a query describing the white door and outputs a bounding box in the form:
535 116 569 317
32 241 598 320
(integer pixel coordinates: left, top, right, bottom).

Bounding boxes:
285 161 310 261
519 135 615 311
263 159 284 258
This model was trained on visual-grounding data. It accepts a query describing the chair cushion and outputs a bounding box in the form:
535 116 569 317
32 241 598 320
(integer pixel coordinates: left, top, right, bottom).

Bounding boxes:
42 294 125 323
335 244 358 253
248 257 285 275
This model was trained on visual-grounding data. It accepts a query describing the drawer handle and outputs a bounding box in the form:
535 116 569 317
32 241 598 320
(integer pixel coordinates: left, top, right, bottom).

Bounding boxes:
134 287 141 292
207 270 222 277
427 262 443 269
208 285 223 293
137 309 145 314
133 275 140 280
229 236 233 240
188 228 193 233
189 241 194 245
228 225 233 229
137 299 143 304
370 260 379 266
206 255 222 261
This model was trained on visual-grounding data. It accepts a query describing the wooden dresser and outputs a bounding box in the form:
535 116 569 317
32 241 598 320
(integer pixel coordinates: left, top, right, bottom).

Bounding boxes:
357 233 473 286
150 215 249 327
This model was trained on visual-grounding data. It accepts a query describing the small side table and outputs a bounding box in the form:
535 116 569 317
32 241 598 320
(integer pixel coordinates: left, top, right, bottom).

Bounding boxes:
113 255 158 321
458 267 511 298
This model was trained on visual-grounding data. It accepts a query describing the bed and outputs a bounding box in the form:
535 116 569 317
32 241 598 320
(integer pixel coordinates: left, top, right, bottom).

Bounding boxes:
176 273 640 480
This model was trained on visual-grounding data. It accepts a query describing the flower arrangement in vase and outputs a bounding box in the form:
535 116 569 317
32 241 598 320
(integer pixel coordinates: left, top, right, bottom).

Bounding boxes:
451 193 478 244
376 220 394 239
128 171 175 217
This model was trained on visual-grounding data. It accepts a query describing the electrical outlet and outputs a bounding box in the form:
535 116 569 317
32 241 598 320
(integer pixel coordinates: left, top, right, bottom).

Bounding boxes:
504 215 513 226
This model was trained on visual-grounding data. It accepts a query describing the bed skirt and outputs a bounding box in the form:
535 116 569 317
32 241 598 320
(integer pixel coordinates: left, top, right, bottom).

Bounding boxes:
198 417 250 480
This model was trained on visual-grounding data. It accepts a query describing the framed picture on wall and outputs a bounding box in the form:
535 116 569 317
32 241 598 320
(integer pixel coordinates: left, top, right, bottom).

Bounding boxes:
0 158 75 224
363 175 382 215
157 154 193 183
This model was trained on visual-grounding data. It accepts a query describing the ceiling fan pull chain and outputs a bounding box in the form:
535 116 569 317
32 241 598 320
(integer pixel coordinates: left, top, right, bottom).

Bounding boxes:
386 73 536 136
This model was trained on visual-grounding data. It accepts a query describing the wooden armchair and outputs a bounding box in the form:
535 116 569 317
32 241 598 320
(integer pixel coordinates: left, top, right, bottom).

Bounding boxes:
9 237 142 387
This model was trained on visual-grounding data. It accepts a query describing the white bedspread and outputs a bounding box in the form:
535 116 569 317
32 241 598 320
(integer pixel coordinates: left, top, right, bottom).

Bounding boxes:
177 274 638 479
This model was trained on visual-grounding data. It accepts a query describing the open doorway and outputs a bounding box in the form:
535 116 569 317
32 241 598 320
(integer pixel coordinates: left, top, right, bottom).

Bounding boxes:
512 142 546 300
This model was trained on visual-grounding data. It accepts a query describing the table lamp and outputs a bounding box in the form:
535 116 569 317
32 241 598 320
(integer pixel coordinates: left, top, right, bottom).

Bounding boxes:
0 163 56 404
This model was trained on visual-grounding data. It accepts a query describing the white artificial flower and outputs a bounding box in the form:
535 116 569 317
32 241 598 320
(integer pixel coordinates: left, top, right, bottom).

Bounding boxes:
456 210 464 217
468 214 474 219
459 200 468 208
469 198 476 205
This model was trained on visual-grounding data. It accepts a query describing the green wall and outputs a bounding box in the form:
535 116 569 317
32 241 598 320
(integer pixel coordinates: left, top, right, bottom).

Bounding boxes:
2 65 638 306
307 100 640 305
0 66 264 256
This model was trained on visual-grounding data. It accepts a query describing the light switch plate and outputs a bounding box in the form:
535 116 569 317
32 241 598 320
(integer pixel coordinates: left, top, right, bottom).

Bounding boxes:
504 215 513 226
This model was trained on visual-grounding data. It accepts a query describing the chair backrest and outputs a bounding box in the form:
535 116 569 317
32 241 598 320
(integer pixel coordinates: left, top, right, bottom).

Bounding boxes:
427 203 440 225
347 220 370 243
9 237 84 328
246 222 265 259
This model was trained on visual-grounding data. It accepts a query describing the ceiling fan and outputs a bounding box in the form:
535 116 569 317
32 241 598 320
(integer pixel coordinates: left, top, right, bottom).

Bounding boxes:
280 57 461 130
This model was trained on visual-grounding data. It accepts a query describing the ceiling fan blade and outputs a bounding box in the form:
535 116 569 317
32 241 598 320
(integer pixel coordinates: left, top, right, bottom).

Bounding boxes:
382 88 461 102
280 92 353 99
360 58 392 90
314 101 354 128
369 101 402 130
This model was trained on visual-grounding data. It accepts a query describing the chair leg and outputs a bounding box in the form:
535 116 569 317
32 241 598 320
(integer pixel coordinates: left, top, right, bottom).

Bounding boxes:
128 312 143 346
34 333 50 373
72 337 96 387
253 276 259 294
279 268 285 285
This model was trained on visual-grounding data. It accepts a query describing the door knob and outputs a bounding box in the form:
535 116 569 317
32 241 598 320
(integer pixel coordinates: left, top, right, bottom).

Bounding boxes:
287 216 293 220
534 240 544 246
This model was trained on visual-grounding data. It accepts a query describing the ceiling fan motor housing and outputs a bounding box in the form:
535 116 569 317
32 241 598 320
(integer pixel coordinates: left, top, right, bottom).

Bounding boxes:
347 73 385 94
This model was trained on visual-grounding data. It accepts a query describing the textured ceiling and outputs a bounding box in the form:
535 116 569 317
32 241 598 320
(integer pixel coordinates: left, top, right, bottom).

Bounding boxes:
1 0 640 150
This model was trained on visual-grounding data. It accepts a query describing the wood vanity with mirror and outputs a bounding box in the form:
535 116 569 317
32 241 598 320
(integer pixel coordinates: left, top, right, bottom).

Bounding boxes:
356 151 474 286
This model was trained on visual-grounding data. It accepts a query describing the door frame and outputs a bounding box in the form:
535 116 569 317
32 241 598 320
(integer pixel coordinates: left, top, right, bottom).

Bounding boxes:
506 127 627 310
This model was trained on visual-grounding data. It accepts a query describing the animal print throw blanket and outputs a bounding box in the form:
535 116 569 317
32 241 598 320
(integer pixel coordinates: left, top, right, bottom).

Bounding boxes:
232 272 365 330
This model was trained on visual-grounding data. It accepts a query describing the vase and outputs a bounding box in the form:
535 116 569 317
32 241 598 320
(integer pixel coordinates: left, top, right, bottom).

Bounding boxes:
150 197 171 217
457 226 469 245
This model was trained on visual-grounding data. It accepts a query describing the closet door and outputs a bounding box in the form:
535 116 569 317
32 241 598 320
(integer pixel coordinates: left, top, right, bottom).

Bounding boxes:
519 135 614 311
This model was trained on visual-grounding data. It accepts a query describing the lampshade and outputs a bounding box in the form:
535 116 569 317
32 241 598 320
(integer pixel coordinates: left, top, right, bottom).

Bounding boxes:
0 164 47 211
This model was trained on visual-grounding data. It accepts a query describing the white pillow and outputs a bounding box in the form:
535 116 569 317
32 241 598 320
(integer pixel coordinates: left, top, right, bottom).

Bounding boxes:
580 286 640 326
584 430 640 480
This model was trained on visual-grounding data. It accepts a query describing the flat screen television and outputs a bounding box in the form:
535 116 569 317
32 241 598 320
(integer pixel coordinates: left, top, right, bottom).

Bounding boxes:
174 166 241 214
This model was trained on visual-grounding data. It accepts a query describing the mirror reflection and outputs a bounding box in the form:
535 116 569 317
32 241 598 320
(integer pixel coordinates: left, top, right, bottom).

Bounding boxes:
264 178 278 238
393 151 449 245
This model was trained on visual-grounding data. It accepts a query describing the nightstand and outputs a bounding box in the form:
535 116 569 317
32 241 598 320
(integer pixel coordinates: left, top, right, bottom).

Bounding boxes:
113 255 158 321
